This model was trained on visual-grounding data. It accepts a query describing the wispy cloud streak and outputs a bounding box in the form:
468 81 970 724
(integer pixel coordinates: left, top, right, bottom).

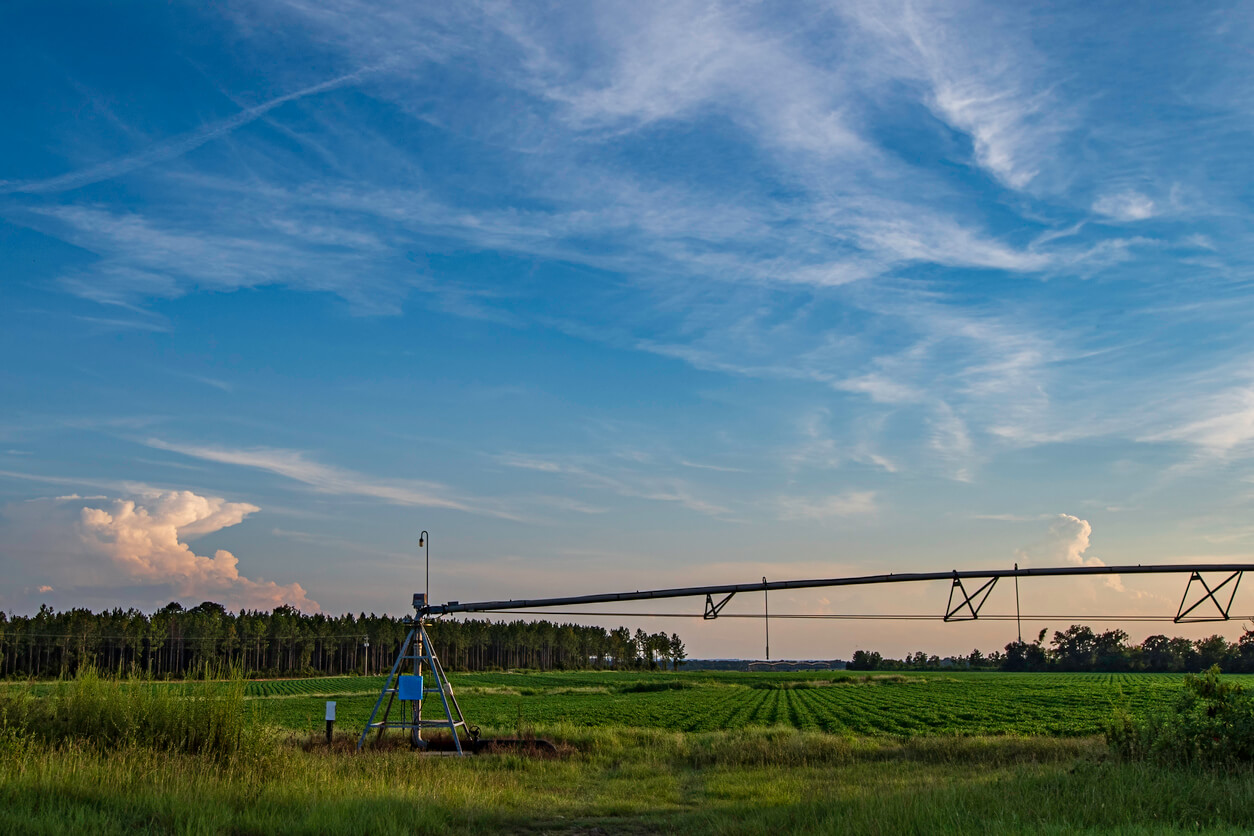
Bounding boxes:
147 439 523 519
0 68 374 195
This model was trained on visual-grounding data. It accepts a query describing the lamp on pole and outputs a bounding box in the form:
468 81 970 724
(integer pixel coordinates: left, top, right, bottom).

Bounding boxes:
362 636 370 677
419 531 430 614
414 530 431 747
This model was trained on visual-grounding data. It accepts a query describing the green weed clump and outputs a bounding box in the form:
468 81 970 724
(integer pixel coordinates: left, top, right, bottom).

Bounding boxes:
1107 665 1254 767
0 668 271 761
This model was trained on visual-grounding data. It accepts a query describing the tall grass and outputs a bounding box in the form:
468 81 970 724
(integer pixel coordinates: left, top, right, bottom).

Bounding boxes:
0 667 270 761
3 725 1254 835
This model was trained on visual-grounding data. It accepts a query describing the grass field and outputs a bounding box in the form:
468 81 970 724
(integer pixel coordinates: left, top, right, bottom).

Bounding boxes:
5 669 1254 834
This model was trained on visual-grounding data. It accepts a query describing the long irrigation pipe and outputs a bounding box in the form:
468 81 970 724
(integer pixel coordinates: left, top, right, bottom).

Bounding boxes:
424 563 1254 615
437 611 1254 623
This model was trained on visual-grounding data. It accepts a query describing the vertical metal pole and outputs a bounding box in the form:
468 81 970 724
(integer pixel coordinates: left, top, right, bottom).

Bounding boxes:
1014 562 1022 644
416 531 429 747
763 576 769 661
418 619 428 747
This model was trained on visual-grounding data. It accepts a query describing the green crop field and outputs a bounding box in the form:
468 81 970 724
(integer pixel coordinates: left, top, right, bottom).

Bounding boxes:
246 669 1254 738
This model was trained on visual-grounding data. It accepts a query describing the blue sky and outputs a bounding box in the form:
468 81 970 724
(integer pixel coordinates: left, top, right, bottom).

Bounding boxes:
4 1 1254 657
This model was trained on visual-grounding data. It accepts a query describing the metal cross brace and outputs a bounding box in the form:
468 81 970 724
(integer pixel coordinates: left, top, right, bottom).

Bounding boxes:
704 591 736 620
1175 571 1243 623
944 574 999 621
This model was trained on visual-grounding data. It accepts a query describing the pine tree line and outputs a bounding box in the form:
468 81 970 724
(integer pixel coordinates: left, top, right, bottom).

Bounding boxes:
0 602 686 679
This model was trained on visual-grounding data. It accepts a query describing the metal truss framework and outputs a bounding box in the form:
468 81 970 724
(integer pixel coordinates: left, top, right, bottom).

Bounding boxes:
427 563 1254 625
945 574 999 622
1177 571 1244 623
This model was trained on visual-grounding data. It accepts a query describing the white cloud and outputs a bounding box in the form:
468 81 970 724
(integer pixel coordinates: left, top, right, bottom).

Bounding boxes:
496 450 732 517
78 490 318 610
1015 513 1123 592
787 410 844 471
1142 387 1254 454
840 0 1066 190
834 373 923 405
526 495 609 515
0 68 376 195
776 491 878 521
929 402 975 482
1054 513 1092 566
0 491 317 611
534 1 864 158
28 205 400 314
1093 191 1157 221
494 453 567 473
146 438 523 518
679 460 747 473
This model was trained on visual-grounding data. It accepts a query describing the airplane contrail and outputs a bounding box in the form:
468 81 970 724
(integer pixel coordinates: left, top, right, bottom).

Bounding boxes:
0 67 374 195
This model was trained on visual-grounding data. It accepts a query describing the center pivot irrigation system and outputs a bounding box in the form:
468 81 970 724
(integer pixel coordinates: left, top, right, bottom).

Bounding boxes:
359 561 1254 754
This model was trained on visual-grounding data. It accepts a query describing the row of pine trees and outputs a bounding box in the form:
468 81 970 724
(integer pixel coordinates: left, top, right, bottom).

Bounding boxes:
0 603 686 679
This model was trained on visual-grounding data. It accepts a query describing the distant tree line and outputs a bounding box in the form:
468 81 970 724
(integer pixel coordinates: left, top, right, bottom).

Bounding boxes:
0 603 687 679
848 625 1254 673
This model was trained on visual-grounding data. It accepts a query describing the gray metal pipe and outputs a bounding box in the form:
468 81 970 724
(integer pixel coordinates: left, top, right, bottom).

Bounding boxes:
424 563 1254 615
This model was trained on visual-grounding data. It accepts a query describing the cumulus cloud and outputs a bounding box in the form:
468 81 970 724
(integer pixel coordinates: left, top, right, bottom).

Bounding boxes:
73 490 317 611
1052 513 1092 566
1016 513 1123 591
0 489 315 611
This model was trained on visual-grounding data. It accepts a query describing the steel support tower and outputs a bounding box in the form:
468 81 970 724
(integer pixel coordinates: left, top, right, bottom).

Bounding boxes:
357 594 473 753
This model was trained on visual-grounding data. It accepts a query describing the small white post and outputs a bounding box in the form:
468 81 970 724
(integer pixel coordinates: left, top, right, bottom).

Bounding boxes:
325 700 336 744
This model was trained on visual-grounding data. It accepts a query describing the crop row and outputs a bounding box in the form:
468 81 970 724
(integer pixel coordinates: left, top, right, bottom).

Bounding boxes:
248 670 1254 736
245 676 383 698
